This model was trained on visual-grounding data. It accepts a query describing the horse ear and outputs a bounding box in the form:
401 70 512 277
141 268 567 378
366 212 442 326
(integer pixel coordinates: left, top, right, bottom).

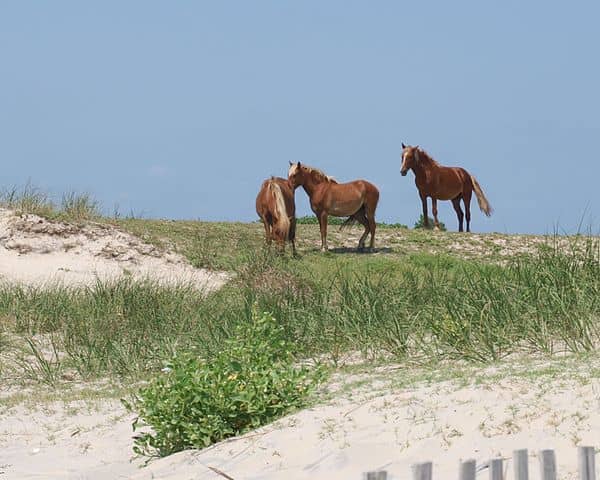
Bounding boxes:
289 161 293 166
297 161 301 167
402 142 406 149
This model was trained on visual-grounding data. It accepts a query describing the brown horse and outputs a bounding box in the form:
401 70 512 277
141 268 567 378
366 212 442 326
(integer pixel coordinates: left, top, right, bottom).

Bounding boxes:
256 177 296 254
288 161 380 252
400 143 492 232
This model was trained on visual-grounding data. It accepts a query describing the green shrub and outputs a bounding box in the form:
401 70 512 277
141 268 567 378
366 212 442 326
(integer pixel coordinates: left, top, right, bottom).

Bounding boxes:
296 215 344 225
296 215 407 228
414 214 446 231
125 310 325 458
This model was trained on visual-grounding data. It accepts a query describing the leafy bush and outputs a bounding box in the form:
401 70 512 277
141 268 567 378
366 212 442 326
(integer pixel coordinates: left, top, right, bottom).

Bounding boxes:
296 215 407 228
125 310 325 458
296 215 344 225
414 214 446 231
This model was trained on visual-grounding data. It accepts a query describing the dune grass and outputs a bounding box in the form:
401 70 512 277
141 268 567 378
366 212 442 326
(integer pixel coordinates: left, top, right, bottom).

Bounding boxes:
0 229 597 385
0 183 100 222
0 185 598 385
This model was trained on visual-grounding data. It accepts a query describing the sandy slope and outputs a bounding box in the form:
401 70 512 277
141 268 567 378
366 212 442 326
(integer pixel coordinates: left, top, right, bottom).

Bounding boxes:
1 358 598 480
132 361 600 480
0 209 228 289
0 398 138 479
1 212 597 479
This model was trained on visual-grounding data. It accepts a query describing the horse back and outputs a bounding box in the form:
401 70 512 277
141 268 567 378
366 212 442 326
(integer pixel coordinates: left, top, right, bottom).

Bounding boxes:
314 179 379 214
324 179 379 195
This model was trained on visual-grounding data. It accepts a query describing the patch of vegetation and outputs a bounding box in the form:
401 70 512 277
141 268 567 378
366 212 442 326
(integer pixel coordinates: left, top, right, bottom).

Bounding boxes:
60 191 101 221
0 234 598 388
0 182 55 219
296 215 345 225
0 183 100 222
112 219 262 270
296 215 407 229
124 310 324 457
414 213 447 231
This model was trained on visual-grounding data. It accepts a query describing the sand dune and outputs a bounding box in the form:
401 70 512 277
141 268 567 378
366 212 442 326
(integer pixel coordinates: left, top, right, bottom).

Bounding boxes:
2 358 598 479
0 209 228 290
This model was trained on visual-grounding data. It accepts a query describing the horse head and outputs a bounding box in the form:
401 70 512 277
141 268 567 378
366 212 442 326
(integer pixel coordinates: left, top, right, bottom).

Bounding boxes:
400 144 420 176
288 161 304 189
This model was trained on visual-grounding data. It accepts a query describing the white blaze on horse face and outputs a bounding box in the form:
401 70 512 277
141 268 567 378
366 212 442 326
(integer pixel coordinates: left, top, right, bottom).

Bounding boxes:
288 163 298 178
401 151 409 172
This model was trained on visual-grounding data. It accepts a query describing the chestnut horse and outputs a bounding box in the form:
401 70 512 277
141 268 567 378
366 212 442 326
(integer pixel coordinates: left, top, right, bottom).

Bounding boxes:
256 177 296 254
400 143 492 232
288 161 379 252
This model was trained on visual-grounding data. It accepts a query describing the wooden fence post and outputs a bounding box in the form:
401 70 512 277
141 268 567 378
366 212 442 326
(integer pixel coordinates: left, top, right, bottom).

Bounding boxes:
412 461 433 480
363 471 387 480
514 449 529 480
490 458 503 480
539 449 557 480
578 446 596 480
459 459 476 480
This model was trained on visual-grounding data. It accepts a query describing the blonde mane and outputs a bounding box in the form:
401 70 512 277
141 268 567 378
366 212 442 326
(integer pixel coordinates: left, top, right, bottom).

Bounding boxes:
300 164 337 183
268 179 291 237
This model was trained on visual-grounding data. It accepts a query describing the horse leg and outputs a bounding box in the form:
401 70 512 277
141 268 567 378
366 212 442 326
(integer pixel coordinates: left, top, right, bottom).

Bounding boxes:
364 202 377 250
261 215 272 245
352 207 369 251
451 197 464 232
432 198 440 231
317 211 329 252
463 190 472 232
289 217 297 256
420 193 429 229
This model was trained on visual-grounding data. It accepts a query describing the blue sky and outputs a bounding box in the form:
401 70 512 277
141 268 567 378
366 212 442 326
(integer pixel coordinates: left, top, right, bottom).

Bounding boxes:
1 1 598 234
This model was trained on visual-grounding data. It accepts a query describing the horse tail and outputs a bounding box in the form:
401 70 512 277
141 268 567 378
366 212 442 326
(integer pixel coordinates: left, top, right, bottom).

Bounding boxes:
269 179 290 240
470 175 493 217
340 206 364 230
340 216 357 230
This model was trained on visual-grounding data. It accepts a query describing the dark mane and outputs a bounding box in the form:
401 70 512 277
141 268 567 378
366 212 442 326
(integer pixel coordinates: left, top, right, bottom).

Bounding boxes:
416 148 440 167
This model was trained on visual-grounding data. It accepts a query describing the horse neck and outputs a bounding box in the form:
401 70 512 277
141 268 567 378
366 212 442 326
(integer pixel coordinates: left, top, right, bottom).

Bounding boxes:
300 171 327 197
413 155 439 179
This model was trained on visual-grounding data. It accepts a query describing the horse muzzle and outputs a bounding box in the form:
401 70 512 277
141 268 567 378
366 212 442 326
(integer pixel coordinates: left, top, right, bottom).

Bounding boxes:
400 170 408 177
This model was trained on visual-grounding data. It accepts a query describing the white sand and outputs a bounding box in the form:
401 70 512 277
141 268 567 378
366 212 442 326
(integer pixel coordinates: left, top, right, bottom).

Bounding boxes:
0 399 138 479
0 209 228 290
1 359 598 480
131 362 599 480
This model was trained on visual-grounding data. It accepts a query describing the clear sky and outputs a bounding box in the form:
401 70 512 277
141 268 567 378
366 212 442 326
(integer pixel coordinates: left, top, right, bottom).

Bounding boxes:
1 1 598 234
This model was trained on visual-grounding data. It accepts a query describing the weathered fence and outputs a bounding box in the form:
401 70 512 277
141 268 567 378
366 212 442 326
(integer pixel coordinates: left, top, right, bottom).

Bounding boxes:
363 446 597 480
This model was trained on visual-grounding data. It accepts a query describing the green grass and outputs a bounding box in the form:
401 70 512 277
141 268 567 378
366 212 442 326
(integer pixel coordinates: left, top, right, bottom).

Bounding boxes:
0 183 100 222
0 232 597 385
0 185 598 386
111 219 262 270
296 215 408 229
